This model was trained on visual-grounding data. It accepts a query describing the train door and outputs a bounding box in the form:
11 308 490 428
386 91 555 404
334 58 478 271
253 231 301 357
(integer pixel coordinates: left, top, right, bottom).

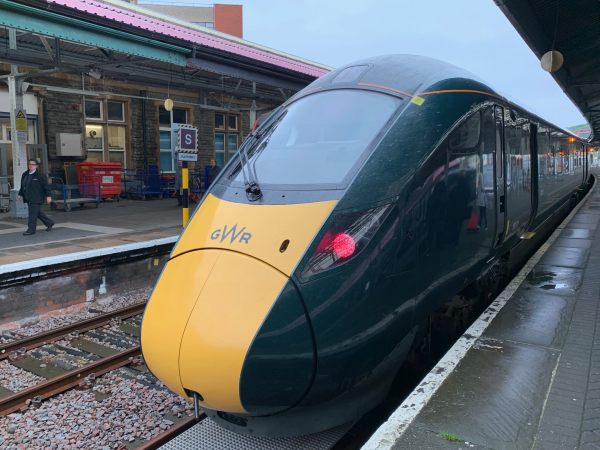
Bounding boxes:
528 123 539 229
493 105 506 247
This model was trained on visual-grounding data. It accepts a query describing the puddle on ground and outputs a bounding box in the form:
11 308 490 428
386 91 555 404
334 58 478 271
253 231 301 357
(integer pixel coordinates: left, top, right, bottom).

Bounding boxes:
527 269 556 284
526 266 580 294
540 283 568 290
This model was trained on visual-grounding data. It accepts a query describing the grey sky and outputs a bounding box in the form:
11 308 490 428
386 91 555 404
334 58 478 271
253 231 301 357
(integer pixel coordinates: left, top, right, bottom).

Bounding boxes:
168 1 586 128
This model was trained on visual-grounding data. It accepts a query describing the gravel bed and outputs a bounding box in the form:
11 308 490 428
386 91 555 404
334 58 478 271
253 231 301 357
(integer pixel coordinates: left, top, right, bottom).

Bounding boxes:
0 367 193 449
30 340 97 370
83 329 136 351
0 287 151 344
0 360 46 392
3 315 144 377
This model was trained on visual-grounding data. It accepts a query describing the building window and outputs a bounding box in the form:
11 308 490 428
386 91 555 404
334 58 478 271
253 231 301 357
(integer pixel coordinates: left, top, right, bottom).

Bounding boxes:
0 115 38 179
228 115 238 131
85 124 104 163
107 101 124 122
159 106 188 172
108 125 126 165
1 120 37 145
214 113 240 167
215 113 225 130
84 99 102 120
84 99 127 167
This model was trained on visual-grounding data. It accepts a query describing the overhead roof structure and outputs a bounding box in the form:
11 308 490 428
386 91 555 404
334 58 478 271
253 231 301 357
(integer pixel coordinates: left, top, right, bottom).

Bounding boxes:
0 0 330 103
495 0 600 144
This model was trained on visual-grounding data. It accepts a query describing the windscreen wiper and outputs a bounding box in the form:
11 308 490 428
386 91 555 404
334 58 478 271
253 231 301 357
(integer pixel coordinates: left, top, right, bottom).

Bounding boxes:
236 111 285 201
238 135 262 201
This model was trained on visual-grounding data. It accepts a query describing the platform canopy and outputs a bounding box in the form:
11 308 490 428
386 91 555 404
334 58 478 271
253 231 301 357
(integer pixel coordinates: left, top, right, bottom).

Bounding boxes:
495 0 600 143
0 0 329 102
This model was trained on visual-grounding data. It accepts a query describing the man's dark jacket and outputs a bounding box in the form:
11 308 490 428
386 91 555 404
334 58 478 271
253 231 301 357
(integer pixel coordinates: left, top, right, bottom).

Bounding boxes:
18 170 51 204
207 165 221 186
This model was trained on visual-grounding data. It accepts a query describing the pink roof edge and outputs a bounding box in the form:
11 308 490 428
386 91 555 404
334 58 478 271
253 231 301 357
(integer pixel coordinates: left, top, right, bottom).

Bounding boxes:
47 0 330 78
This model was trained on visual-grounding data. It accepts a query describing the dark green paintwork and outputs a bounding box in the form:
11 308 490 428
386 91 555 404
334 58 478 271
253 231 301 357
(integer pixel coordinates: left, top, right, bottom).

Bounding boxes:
219 55 588 427
239 281 314 415
233 56 501 415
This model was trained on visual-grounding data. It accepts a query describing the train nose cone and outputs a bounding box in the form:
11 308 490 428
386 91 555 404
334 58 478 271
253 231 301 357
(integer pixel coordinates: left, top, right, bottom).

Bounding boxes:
141 249 221 399
239 282 315 415
178 250 315 415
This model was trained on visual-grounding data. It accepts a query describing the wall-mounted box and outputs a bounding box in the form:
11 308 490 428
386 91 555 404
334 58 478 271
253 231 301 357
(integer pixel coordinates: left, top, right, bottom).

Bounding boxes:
56 133 83 157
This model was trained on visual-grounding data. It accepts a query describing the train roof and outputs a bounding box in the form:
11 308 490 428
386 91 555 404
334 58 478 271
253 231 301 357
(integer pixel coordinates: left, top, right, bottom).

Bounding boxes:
300 54 583 142
307 54 487 98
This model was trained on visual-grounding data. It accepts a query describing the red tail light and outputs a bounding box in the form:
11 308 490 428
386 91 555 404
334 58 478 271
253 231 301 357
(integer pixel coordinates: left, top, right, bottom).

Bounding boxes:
332 233 356 258
300 204 393 280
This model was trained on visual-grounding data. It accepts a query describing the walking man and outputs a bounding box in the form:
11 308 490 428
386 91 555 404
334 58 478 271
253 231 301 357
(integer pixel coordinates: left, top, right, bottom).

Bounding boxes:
18 159 54 235
207 159 221 186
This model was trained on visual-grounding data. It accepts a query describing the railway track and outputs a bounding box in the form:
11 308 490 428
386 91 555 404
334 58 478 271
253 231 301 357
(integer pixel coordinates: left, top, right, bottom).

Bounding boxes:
0 302 146 360
0 302 197 448
0 303 146 416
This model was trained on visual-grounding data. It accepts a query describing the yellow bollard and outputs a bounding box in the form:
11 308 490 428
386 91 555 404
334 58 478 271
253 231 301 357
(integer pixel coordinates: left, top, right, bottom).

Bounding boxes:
182 162 189 226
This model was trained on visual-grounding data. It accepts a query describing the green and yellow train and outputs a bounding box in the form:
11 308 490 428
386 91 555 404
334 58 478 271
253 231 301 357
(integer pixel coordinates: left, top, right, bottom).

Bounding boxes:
141 55 591 436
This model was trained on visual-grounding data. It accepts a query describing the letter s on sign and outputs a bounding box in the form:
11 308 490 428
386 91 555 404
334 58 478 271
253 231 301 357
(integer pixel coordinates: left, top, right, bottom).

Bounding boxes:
210 229 221 240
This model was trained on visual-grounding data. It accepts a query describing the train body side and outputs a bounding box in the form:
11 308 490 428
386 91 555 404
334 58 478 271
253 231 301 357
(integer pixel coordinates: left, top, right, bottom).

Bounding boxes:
141 54 590 436
292 83 590 412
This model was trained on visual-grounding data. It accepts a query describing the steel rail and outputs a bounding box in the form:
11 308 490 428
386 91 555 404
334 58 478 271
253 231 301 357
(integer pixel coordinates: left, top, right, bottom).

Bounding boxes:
136 415 203 449
0 346 141 416
0 302 146 360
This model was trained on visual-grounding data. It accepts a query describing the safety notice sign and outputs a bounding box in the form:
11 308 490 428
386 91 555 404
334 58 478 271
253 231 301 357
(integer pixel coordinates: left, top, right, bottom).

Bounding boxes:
15 109 27 142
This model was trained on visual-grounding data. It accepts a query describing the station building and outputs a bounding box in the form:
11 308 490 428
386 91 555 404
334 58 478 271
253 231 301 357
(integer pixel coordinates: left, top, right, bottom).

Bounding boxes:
0 0 328 198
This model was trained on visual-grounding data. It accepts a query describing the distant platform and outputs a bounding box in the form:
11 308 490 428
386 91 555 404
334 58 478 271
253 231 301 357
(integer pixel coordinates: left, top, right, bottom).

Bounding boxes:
0 198 184 267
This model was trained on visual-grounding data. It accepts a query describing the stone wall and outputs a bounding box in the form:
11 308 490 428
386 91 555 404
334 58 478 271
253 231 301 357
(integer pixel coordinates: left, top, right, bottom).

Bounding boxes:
41 90 84 175
0 253 169 324
130 94 159 169
34 74 284 174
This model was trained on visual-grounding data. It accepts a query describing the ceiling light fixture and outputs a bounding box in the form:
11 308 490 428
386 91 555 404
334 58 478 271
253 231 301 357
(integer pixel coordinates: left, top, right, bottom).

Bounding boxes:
541 0 564 73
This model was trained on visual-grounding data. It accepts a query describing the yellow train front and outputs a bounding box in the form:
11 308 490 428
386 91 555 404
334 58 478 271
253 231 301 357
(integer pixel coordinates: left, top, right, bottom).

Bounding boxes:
141 192 339 434
141 56 415 437
141 55 591 437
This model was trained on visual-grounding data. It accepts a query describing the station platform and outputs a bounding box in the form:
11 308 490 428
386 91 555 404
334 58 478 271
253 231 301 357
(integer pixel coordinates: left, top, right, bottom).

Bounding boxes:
0 198 184 266
364 180 600 450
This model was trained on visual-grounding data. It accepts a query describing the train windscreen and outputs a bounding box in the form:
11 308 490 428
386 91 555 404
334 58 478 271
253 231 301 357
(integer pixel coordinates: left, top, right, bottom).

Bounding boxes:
232 90 400 187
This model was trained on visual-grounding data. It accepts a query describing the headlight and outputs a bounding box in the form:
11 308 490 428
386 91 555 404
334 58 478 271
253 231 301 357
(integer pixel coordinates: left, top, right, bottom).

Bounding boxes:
300 204 393 280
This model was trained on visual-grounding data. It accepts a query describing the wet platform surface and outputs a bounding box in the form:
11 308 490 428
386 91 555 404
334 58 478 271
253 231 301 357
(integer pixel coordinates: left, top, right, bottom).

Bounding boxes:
0 198 184 266
367 180 600 450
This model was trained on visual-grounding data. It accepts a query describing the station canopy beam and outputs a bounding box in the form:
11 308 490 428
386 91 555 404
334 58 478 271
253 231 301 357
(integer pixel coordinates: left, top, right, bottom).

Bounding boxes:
495 0 600 143
0 0 188 66
0 0 312 104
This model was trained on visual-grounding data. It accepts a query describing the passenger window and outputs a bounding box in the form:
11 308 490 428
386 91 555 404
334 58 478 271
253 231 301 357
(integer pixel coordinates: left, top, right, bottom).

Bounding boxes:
481 107 495 191
494 106 503 179
449 113 481 154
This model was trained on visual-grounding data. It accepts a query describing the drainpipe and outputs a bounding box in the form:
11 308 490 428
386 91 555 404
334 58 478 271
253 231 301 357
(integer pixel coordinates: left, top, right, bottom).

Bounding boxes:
141 90 147 171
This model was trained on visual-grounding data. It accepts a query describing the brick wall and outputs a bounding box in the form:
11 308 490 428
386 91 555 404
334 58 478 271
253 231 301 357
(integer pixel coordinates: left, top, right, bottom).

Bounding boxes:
214 4 243 38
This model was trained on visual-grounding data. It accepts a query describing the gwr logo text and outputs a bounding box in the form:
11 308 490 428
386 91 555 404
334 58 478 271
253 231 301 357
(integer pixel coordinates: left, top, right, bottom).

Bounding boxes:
210 224 252 244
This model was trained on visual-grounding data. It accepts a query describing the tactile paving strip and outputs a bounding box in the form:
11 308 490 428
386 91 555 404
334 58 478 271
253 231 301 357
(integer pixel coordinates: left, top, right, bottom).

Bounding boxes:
160 417 348 450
